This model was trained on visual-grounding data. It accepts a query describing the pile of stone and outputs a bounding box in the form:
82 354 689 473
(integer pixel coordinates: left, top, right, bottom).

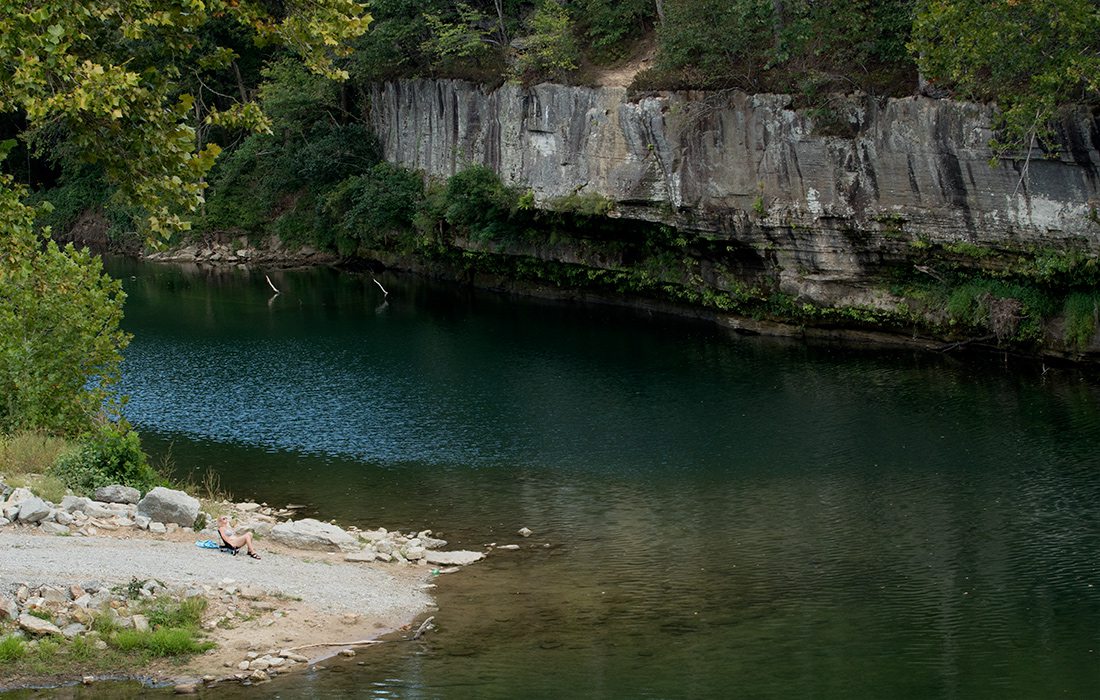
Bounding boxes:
1 482 487 568
0 485 201 536
223 648 310 684
1 579 180 643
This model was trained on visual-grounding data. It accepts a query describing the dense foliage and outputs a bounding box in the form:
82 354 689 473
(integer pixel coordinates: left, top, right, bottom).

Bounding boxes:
0 1 371 436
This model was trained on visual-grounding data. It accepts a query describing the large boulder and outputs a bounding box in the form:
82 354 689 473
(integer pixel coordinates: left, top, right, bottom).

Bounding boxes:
16 497 51 523
94 484 141 505
4 487 33 506
0 595 17 621
137 487 200 528
60 495 115 518
271 519 359 551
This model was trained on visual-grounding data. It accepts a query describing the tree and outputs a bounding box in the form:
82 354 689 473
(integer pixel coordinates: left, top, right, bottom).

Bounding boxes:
910 0 1100 154
0 1 371 434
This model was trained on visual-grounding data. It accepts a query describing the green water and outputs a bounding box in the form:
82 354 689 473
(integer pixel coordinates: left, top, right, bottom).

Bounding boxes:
106 259 1100 697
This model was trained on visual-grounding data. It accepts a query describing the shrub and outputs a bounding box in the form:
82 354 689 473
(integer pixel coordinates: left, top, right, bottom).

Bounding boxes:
51 422 160 495
0 431 72 476
442 166 526 242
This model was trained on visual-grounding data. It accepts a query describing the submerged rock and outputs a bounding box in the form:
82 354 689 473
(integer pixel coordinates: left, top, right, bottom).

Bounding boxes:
423 550 485 566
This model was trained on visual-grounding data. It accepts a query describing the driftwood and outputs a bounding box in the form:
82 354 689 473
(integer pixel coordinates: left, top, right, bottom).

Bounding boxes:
412 615 435 640
265 275 280 294
282 639 383 652
371 276 389 297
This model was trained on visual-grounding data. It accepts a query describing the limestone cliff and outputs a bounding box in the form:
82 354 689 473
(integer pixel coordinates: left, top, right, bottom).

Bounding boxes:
369 80 1099 305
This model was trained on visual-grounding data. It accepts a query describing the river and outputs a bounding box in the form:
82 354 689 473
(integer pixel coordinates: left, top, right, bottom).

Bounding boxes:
99 258 1100 697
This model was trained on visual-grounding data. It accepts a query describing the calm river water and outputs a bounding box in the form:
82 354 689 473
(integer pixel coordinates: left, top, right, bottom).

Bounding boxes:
94 259 1100 697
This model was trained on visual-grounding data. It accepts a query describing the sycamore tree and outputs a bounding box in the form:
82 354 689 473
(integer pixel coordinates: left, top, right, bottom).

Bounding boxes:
0 1 370 434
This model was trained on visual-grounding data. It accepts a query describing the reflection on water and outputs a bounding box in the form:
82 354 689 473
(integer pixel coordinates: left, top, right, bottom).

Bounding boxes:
102 258 1100 697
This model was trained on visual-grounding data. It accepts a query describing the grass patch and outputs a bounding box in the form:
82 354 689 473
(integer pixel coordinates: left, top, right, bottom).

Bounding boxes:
144 596 206 630
0 431 73 477
109 627 213 657
1063 292 1100 350
3 473 68 503
0 635 26 662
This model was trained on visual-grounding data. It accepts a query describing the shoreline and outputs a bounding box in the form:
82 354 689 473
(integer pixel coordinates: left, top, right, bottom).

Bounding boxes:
135 240 1095 368
0 485 487 692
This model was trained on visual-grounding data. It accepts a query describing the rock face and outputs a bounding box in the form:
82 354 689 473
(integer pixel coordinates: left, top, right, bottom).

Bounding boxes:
370 79 1100 308
137 487 200 528
95 484 141 505
271 519 359 551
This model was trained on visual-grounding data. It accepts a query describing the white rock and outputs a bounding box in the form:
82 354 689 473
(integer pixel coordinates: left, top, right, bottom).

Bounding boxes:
54 511 74 525
39 521 70 535
237 661 250 671
132 614 149 632
374 552 393 563
16 497 51 523
137 487 200 527
0 595 17 620
496 544 520 551
344 551 376 563
419 534 448 549
0 517 10 527
518 527 533 537
424 550 486 566
149 522 167 534
402 546 426 561
250 659 270 671
237 502 261 512
134 514 151 529
4 487 33 506
270 518 358 551
61 623 87 639
94 484 141 505
360 528 388 542
18 613 61 636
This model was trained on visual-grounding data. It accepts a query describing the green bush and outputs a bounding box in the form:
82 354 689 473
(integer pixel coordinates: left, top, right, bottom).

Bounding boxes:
144 597 207 630
325 164 425 249
51 423 160 495
442 165 527 242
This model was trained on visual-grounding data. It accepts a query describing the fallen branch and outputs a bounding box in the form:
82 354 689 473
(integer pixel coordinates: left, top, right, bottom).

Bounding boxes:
371 276 389 297
412 615 435 640
265 275 280 294
282 639 383 652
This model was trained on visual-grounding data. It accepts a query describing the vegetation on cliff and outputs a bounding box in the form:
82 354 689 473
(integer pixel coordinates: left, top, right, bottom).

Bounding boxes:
4 1 1100 361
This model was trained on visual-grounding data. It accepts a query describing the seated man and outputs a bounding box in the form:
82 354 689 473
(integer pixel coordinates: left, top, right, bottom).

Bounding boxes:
217 515 261 559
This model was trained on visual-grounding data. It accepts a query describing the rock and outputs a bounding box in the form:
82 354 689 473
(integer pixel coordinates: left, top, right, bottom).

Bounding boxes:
174 683 199 694
0 517 9 527
237 502 262 512
39 521 70 535
82 675 95 684
0 595 17 620
166 522 180 533
18 613 61 636
55 511 74 526
270 518 359 551
93 639 108 650
238 521 273 537
250 659 270 671
279 650 309 663
4 487 33 506
149 522 167 534
518 527 533 537
339 649 356 658
16 497 51 523
61 623 87 639
238 586 265 601
374 552 393 563
372 539 394 554
132 614 149 632
94 484 141 505
402 546 426 561
249 670 270 683
424 550 486 566
38 585 69 603
344 551 376 563
419 535 448 549
137 487 200 528
267 657 285 667
360 528 388 542
496 544 520 550
134 514 151 529
237 661 251 670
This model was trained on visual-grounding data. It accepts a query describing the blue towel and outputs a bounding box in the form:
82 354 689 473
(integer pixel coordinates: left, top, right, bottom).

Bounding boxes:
195 539 220 549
